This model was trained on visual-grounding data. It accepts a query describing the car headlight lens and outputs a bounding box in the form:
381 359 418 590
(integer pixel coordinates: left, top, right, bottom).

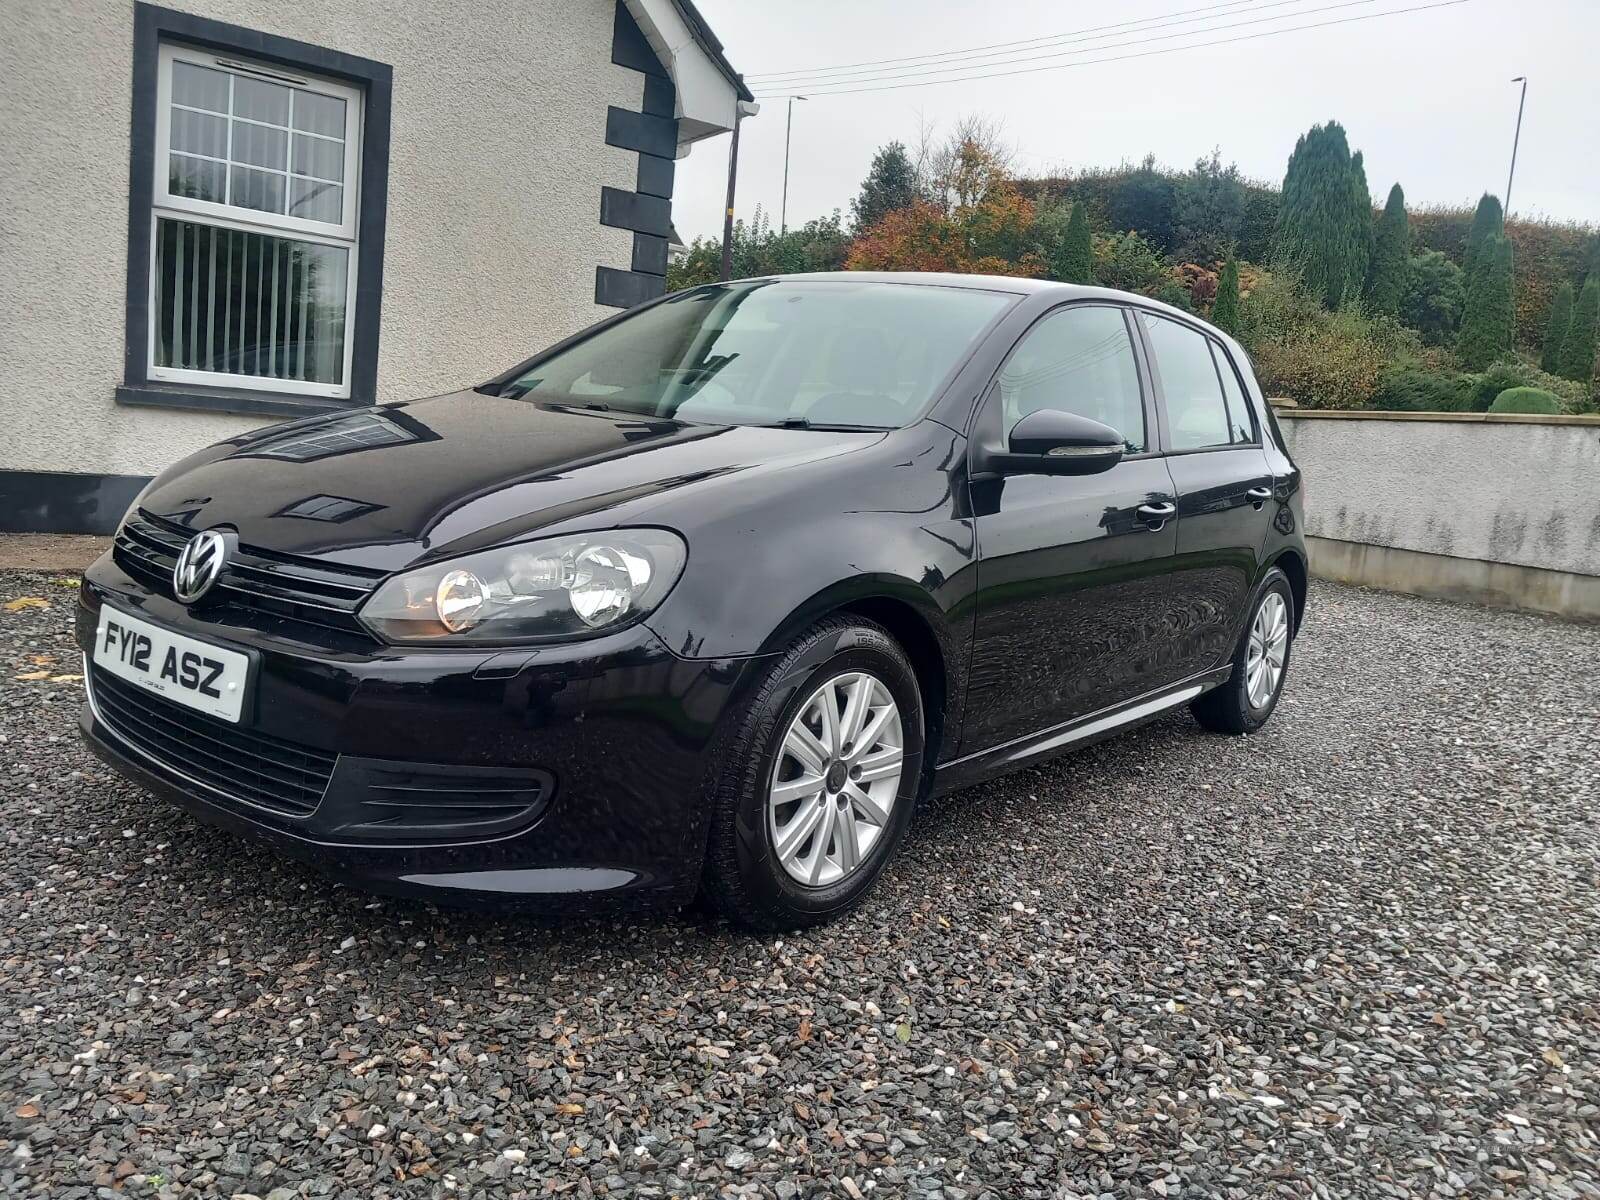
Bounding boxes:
359 529 686 643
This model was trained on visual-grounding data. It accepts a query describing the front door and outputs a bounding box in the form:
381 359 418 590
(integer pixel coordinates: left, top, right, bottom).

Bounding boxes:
963 304 1181 756
1135 311 1280 679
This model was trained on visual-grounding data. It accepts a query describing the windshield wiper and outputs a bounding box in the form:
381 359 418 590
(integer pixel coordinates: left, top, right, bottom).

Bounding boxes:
762 417 887 432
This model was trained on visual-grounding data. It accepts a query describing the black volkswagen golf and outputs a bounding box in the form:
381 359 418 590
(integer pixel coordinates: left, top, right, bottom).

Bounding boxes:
78 273 1305 929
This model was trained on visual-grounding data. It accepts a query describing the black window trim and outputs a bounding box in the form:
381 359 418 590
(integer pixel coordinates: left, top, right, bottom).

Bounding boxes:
1130 305 1263 457
973 298 1162 460
117 2 393 419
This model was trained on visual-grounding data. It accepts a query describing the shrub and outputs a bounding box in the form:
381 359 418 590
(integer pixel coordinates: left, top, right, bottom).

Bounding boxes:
1368 366 1473 412
1488 387 1563 414
1400 251 1465 345
1465 359 1590 412
1092 230 1169 294
1058 202 1093 283
1275 121 1370 308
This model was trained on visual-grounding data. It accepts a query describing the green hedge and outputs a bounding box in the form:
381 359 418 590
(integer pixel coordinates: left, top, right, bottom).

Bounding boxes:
1488 387 1564 414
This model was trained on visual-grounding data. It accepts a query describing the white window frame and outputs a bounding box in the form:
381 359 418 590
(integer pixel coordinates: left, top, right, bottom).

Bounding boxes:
148 42 363 399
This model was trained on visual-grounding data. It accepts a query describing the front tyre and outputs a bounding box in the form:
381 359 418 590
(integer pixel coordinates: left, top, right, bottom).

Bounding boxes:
1191 568 1294 735
701 617 924 931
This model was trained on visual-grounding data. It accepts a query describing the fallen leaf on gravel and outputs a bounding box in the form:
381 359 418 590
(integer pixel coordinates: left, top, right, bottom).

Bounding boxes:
15 1103 39 1119
4 597 49 611
895 1021 913 1043
1542 1048 1565 1067
554 1103 583 1115
15 671 49 681
49 674 81 683
49 577 80 587
797 1016 812 1043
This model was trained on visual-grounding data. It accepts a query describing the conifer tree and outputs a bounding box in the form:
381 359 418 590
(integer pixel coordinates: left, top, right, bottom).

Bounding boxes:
1212 254 1240 334
1365 183 1409 316
1274 121 1369 308
1557 275 1599 382
1057 201 1093 284
1540 282 1574 373
1464 193 1504 276
1457 234 1515 370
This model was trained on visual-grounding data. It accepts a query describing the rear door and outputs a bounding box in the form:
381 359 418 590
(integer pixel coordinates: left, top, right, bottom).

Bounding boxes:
963 303 1182 755
1135 311 1278 679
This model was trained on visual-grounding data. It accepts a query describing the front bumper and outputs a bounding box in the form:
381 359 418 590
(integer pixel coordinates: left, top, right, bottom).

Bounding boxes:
76 552 761 910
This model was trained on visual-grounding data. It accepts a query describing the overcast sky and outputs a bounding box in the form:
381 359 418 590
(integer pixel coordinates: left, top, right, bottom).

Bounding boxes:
672 0 1598 243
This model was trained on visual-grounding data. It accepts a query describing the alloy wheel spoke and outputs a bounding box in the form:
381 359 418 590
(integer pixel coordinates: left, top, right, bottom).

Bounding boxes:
834 802 861 872
845 780 892 826
816 688 842 758
838 675 873 748
848 705 894 761
854 747 901 784
806 801 837 885
774 793 829 864
785 722 829 775
771 772 825 806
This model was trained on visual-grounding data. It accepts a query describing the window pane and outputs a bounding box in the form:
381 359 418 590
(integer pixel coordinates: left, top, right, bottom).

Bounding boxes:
288 177 343 224
230 120 287 170
172 61 229 112
171 107 227 158
997 306 1145 452
1141 314 1231 451
229 165 286 214
169 154 226 203
1211 345 1256 443
153 217 348 386
291 133 344 182
293 91 346 138
232 76 291 125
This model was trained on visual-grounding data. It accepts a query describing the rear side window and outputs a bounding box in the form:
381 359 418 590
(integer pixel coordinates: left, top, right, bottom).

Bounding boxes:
1212 345 1258 443
997 306 1146 452
1140 313 1251 451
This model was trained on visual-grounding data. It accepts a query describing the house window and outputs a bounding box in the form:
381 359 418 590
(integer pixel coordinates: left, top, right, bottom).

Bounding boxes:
149 43 361 398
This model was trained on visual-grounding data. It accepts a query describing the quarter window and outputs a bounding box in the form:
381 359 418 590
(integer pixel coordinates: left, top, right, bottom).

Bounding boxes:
997 306 1146 452
1139 314 1252 451
150 43 362 397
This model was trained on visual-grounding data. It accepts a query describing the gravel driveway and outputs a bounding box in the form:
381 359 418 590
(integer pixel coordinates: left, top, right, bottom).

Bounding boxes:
2 571 1596 1199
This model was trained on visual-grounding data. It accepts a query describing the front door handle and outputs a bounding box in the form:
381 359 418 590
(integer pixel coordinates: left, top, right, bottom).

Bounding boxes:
1246 485 1273 508
1136 501 1176 529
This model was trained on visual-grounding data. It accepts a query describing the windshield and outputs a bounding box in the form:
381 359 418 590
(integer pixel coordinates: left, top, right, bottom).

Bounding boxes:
492 280 1015 429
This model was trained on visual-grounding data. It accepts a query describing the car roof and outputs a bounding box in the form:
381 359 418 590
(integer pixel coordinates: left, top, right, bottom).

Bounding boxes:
739 271 1200 322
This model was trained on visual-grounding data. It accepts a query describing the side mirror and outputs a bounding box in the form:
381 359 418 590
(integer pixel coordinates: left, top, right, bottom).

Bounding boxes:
999 409 1125 476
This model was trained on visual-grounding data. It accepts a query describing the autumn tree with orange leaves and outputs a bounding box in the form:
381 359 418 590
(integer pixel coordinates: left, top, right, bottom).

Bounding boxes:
846 140 1044 278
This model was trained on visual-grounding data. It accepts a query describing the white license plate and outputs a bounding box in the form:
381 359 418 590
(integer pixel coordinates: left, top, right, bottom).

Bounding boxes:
93 606 251 723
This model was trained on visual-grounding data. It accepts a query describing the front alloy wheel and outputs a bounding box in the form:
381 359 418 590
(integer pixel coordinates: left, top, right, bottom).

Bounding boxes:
768 671 905 888
701 617 924 930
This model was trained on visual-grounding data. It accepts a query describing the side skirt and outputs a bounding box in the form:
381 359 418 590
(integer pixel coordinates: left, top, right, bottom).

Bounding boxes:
928 668 1231 798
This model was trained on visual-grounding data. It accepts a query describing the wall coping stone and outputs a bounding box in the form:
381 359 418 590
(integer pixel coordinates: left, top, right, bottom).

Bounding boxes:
1271 408 1600 427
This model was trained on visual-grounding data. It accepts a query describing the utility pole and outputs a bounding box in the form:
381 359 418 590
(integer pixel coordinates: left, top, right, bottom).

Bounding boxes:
1506 76 1527 216
720 99 760 281
781 95 807 235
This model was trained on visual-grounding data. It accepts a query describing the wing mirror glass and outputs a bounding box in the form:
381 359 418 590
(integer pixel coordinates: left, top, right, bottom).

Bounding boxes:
1001 409 1125 476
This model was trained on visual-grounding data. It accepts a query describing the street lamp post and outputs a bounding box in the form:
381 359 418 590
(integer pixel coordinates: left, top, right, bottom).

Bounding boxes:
1506 76 1528 216
781 95 807 235
721 98 760 282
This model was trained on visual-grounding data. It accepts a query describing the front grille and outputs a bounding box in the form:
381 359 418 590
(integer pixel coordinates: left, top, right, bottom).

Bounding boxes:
89 667 336 818
113 511 386 635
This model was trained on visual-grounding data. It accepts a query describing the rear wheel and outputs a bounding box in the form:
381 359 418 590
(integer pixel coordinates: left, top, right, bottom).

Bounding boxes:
701 617 924 930
1191 569 1293 734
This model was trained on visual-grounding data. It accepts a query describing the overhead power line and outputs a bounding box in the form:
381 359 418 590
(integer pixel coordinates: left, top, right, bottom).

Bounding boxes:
755 0 1384 92
751 0 1470 99
745 0 1281 83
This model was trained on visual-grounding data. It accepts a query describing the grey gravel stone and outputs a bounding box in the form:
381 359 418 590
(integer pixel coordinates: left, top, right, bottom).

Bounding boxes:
1 571 1596 1198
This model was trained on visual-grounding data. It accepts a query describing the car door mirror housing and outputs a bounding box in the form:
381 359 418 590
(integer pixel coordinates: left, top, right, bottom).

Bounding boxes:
996 409 1125 476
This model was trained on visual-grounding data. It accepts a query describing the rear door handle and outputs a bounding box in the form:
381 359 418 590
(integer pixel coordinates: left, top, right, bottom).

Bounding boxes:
1136 501 1176 529
1246 486 1273 507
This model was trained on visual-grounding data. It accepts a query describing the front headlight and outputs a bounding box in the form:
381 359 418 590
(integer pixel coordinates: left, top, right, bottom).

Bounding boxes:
359 529 687 644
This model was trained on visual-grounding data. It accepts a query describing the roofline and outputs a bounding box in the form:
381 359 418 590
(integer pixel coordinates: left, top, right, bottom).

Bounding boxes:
670 0 753 101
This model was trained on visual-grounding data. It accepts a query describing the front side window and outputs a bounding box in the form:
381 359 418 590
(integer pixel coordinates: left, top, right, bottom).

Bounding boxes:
1140 314 1252 451
996 306 1146 452
149 43 362 397
495 281 1015 429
